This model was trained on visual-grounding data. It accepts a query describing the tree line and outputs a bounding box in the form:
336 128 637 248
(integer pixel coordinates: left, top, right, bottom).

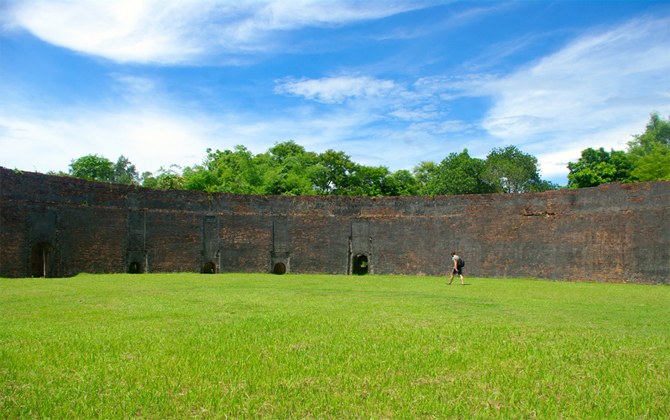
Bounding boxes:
566 112 669 187
51 112 669 196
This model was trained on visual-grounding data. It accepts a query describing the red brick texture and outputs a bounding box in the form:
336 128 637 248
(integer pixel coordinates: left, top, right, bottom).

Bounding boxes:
1 167 668 284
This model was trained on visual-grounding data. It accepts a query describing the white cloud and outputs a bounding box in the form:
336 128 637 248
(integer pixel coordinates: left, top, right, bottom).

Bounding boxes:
5 0 425 64
272 15 670 182
6 0 206 64
401 16 670 181
388 108 439 121
113 75 156 93
0 92 452 177
3 7 668 185
0 105 214 173
274 76 398 104
484 18 669 133
274 74 451 123
481 17 670 175
408 120 472 134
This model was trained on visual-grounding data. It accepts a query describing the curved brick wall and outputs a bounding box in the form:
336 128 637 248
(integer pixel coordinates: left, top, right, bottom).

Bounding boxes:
1 167 668 284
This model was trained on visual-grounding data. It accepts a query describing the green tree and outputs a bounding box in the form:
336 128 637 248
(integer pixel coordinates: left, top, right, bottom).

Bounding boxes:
182 164 219 192
69 154 114 182
627 112 670 182
211 146 265 194
311 150 358 195
261 141 318 195
630 144 670 181
113 155 139 185
181 148 221 192
627 112 670 157
386 169 419 196
267 140 315 164
483 145 555 193
423 150 494 196
412 161 438 196
349 165 392 196
140 171 158 188
262 161 316 195
567 147 636 188
152 165 185 189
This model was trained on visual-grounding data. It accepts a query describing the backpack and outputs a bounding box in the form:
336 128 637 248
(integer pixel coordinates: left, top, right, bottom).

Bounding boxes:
457 257 465 268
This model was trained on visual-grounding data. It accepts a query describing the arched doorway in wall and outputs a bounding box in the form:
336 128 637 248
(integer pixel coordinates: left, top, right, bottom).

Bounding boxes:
273 262 286 275
128 261 142 274
30 243 52 278
203 261 216 274
353 254 368 276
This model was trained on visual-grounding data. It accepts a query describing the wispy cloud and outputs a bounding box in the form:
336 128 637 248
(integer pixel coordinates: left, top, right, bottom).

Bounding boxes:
272 15 670 179
367 2 516 41
2 5 667 184
0 75 455 175
0 104 212 173
478 16 670 177
274 76 398 104
5 0 427 64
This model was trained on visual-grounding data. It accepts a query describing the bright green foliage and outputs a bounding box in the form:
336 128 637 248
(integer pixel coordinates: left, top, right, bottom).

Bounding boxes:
567 147 636 188
568 112 670 188
267 139 315 164
627 112 670 157
182 165 219 192
69 154 114 182
189 141 320 195
412 161 438 195
261 141 318 195
627 112 670 182
57 114 670 194
65 141 558 196
67 154 139 185
421 149 496 195
484 145 557 193
630 144 670 181
311 155 419 196
349 165 393 196
139 171 157 188
181 148 226 193
385 169 419 196
145 165 185 189
211 146 265 194
2 274 668 419
181 143 404 197
113 155 139 185
312 149 359 195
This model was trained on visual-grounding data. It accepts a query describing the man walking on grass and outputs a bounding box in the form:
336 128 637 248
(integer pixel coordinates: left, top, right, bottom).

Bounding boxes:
448 251 464 285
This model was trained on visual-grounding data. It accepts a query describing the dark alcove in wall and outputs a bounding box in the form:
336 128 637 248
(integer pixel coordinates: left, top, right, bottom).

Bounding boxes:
128 261 142 274
30 243 52 278
353 254 368 276
274 262 286 275
203 261 216 274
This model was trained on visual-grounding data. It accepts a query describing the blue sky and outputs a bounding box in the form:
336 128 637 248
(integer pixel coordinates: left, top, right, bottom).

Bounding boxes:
1 0 669 185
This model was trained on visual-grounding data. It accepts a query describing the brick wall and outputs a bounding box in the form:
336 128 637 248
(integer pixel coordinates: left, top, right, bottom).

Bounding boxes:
1 167 668 284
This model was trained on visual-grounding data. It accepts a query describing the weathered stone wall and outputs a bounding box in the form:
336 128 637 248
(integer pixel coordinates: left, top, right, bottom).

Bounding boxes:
1 167 668 284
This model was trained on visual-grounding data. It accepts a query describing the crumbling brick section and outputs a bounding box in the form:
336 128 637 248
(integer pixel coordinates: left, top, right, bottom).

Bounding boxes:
1 167 668 284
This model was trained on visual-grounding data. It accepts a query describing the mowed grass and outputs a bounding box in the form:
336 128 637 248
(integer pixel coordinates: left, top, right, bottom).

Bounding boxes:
1 274 668 419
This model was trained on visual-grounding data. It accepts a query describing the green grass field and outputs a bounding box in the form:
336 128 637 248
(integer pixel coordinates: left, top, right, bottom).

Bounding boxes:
1 273 668 419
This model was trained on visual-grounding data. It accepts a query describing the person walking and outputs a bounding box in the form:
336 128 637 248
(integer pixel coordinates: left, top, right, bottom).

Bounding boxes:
447 251 464 285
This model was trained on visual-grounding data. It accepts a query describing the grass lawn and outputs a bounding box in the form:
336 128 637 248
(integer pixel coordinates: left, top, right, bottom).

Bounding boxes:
1 273 668 419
